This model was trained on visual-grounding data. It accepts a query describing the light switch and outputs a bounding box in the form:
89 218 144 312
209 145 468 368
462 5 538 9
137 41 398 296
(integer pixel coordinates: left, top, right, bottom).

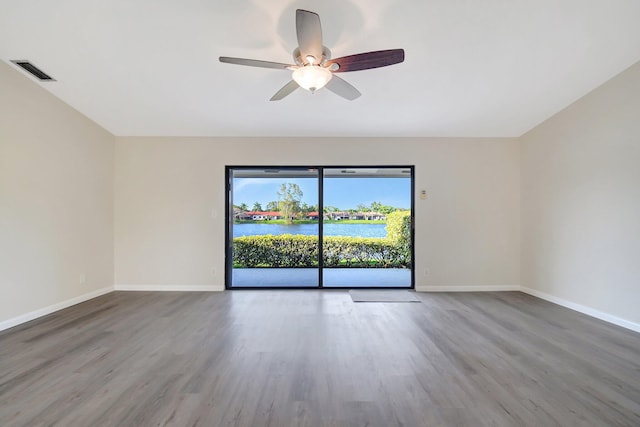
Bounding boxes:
420 190 427 200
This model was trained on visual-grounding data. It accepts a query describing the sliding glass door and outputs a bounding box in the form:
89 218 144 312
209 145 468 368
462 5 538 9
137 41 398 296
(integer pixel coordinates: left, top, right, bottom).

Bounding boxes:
322 168 413 287
227 168 320 287
226 166 414 289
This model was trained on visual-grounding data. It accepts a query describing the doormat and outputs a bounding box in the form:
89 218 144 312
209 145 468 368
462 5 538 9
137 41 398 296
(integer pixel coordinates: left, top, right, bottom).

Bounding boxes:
349 290 421 303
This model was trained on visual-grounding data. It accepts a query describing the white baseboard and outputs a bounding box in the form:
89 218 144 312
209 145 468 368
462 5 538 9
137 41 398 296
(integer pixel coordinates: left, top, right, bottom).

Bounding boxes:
417 285 520 292
3 284 637 335
0 286 113 332
520 287 640 333
114 284 224 292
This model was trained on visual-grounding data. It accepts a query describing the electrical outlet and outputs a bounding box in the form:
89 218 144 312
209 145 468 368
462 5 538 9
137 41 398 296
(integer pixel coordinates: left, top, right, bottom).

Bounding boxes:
79 273 86 285
423 269 429 277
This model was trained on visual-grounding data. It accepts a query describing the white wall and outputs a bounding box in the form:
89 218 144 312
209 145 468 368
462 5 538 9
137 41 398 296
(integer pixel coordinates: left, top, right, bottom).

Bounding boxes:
0 61 114 328
521 61 640 328
3 48 638 333
3 54 638 332
114 137 521 291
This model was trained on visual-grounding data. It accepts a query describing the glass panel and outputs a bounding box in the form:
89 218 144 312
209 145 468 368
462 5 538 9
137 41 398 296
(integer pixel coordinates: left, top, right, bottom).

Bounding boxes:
229 168 319 287
322 168 413 288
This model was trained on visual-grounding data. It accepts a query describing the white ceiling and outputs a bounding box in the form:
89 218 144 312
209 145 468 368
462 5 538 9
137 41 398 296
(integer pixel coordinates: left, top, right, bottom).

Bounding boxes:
1 0 639 137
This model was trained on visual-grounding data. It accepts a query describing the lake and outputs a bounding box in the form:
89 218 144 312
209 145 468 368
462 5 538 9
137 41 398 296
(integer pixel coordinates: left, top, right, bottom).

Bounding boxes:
233 223 387 238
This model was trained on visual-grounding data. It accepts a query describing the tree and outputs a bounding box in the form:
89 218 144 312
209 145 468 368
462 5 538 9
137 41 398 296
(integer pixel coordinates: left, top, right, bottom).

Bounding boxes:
252 202 263 212
277 183 303 224
238 202 248 211
323 205 339 213
356 203 369 212
265 201 279 211
370 201 383 212
300 202 317 213
370 201 396 214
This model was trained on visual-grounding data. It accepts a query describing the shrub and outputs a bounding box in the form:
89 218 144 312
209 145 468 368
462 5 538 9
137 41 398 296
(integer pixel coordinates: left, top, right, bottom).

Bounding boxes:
233 234 318 267
322 236 408 268
233 234 410 268
385 210 411 243
385 210 411 264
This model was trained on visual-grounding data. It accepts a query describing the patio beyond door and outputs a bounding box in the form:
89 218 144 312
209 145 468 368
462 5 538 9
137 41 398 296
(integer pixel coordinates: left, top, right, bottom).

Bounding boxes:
322 168 412 287
226 166 414 289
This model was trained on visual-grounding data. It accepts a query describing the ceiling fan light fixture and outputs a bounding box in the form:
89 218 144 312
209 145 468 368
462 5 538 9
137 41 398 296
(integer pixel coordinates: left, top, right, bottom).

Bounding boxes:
220 9 404 100
292 65 332 92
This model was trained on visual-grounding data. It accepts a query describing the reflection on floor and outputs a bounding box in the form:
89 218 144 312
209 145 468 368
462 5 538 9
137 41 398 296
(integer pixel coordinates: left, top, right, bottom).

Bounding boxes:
231 268 411 288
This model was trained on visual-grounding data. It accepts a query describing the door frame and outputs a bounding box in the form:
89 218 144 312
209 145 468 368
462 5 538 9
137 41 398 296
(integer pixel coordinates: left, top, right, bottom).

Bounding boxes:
225 165 415 290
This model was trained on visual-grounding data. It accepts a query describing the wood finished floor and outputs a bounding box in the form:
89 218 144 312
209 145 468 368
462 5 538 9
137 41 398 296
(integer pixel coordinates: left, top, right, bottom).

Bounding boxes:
1 291 639 427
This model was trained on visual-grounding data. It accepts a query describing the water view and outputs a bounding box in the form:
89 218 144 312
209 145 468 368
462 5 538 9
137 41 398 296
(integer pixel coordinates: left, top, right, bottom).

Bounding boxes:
233 223 387 238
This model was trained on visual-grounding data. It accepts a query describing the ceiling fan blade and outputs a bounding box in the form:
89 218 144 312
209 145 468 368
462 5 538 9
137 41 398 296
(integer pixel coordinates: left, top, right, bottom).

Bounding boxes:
219 57 293 70
296 9 323 63
326 49 405 73
325 75 361 101
270 80 300 101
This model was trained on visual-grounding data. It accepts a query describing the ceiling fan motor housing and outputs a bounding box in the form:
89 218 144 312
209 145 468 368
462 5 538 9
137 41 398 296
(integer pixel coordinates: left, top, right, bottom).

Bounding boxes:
293 46 332 67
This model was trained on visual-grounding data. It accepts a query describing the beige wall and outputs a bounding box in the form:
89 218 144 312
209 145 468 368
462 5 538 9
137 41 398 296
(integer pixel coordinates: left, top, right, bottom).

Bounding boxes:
521 61 640 327
3 50 638 331
114 137 521 291
0 61 115 327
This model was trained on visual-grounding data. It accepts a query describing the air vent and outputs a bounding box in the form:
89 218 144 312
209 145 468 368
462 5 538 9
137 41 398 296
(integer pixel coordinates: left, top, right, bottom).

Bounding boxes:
11 60 56 81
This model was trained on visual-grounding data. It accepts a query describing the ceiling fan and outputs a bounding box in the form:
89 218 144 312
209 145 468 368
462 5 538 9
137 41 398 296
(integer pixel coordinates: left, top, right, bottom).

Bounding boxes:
219 9 405 101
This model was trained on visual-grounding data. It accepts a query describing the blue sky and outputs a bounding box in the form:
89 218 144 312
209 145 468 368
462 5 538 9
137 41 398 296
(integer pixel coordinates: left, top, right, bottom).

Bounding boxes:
233 177 411 210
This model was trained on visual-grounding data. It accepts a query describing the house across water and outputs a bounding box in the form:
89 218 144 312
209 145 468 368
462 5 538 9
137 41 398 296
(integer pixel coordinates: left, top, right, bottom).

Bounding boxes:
235 209 386 221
